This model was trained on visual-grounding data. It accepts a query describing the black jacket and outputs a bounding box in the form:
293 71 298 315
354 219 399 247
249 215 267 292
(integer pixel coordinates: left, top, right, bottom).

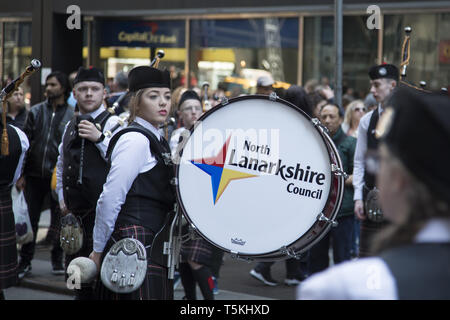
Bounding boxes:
23 100 74 178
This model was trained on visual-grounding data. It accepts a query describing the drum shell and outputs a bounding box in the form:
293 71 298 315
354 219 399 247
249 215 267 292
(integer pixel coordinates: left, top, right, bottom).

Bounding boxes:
174 95 345 261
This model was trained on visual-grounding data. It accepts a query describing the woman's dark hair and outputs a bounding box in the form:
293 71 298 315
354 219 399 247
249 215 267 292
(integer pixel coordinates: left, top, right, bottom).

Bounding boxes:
46 71 72 101
284 85 313 117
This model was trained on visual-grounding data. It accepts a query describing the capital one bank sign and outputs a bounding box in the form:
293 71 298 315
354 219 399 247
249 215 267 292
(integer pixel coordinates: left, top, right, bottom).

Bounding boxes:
100 20 185 48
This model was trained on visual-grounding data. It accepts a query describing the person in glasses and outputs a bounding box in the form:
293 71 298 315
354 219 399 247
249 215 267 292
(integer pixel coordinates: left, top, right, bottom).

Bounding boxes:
297 86 450 299
342 100 367 138
353 64 398 257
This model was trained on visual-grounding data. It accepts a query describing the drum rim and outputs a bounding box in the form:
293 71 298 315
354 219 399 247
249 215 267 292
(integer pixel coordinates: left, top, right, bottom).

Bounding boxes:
174 94 345 260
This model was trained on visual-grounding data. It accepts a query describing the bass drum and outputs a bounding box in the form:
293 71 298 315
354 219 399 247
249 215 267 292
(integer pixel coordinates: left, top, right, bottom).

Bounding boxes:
174 95 345 261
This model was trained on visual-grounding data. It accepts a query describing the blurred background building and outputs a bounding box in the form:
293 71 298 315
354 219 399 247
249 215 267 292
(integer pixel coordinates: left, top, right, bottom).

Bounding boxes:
0 0 449 105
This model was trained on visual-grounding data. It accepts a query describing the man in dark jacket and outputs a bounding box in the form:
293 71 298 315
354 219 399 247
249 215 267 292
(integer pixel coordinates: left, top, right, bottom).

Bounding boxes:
308 103 356 274
16 71 74 278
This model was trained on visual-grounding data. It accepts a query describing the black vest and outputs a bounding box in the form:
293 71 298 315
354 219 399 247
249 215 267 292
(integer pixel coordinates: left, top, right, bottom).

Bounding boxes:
363 109 380 191
106 122 176 234
62 110 112 212
381 243 450 299
0 124 22 188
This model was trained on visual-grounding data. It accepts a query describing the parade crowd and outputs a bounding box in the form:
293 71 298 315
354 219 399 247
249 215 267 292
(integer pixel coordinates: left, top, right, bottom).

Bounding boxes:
0 59 449 300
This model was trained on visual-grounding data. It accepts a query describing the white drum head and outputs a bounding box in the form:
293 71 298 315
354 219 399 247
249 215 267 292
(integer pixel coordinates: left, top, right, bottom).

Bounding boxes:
176 96 334 256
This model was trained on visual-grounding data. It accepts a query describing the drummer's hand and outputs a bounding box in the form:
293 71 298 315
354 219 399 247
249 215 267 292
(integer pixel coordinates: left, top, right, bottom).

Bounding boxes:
354 200 366 220
89 251 102 274
78 120 101 142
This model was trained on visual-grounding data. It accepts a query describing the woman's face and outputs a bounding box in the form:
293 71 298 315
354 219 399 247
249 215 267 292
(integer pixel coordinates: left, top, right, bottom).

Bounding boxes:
137 87 171 127
351 103 366 123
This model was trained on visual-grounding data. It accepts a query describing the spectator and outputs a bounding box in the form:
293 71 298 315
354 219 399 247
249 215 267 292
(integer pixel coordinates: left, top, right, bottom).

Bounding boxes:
364 92 378 112
308 103 356 275
285 85 314 117
341 99 366 138
308 91 327 119
16 71 74 279
256 76 274 96
4 87 28 130
106 71 129 116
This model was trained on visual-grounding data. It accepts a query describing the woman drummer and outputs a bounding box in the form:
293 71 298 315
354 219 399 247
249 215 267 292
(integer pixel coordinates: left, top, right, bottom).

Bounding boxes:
89 66 176 300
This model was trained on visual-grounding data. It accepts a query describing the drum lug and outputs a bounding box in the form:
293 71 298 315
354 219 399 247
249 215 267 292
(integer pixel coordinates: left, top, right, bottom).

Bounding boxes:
280 246 301 260
170 177 178 186
269 92 278 101
317 212 339 227
230 251 252 263
220 96 229 105
311 118 330 134
331 164 348 179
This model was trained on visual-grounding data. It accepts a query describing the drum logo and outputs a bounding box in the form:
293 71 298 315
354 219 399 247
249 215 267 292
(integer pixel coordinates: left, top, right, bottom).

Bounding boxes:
190 135 258 204
190 133 327 204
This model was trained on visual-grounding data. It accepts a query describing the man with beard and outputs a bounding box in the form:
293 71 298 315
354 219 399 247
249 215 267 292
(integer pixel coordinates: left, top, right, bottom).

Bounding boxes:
16 71 74 279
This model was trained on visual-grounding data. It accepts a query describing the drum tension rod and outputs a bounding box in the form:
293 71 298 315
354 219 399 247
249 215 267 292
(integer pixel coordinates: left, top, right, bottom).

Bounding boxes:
229 251 252 263
331 164 348 179
269 92 278 101
317 212 339 227
311 118 330 134
280 246 302 260
220 96 229 105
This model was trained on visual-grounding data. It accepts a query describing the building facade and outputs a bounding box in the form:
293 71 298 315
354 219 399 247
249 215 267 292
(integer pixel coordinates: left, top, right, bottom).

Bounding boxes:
1 0 449 105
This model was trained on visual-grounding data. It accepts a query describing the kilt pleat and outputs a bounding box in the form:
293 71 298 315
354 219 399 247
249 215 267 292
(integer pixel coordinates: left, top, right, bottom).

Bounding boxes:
95 224 173 300
0 186 18 290
180 237 213 267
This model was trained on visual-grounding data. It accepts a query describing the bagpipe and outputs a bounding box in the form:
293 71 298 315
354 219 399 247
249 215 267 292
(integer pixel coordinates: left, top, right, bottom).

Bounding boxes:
1 59 41 156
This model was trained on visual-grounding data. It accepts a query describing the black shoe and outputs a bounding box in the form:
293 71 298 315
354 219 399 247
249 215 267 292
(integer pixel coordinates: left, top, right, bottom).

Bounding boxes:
52 262 65 275
17 261 32 279
284 273 308 286
249 269 278 286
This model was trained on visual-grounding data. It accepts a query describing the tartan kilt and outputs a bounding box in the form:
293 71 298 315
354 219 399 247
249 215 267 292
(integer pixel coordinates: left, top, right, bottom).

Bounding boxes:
95 224 173 300
0 186 18 290
180 225 213 267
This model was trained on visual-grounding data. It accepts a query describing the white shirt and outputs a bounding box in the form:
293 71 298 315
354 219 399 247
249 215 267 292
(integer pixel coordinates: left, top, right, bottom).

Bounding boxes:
93 117 161 253
352 104 383 201
55 105 124 204
296 218 450 300
9 125 29 185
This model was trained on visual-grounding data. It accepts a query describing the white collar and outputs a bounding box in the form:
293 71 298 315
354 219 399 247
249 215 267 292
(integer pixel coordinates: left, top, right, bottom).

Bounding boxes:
80 104 105 119
414 218 450 243
378 103 384 116
135 116 162 140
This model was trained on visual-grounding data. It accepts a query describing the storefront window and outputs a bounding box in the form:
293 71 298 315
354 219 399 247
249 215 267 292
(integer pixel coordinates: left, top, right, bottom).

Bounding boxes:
189 17 299 97
3 21 32 105
303 15 378 104
91 19 186 89
383 13 450 91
